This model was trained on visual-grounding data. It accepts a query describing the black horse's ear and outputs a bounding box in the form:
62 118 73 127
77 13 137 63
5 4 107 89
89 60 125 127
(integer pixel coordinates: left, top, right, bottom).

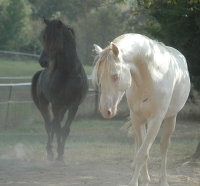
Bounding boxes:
43 17 49 25
57 20 62 29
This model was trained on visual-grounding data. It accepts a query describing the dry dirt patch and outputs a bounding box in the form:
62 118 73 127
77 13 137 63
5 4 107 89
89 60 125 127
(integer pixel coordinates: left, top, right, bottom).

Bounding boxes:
0 118 199 186
0 155 199 186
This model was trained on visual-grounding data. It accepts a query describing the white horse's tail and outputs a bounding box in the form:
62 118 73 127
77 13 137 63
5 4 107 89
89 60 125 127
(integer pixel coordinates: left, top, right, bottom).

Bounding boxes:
120 117 134 137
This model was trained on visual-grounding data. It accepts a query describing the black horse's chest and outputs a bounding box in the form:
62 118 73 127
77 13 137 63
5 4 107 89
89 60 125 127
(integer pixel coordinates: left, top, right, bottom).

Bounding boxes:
48 71 83 104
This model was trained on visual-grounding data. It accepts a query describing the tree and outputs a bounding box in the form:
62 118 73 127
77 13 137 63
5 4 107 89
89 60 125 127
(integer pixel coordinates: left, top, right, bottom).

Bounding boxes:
137 0 200 7
73 5 124 65
25 0 127 55
0 0 32 51
145 1 200 88
28 0 102 21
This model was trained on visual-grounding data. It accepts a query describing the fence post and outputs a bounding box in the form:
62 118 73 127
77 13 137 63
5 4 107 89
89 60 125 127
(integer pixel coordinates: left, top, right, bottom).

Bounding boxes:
4 85 12 129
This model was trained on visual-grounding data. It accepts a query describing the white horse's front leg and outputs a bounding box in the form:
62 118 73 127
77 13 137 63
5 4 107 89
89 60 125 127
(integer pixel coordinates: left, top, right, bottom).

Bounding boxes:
159 115 176 186
131 130 142 185
130 115 150 186
131 125 150 186
130 116 162 186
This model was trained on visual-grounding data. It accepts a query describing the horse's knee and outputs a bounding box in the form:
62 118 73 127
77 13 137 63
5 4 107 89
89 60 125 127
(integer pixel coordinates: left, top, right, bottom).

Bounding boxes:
131 150 149 174
54 125 62 139
62 127 70 136
135 150 149 166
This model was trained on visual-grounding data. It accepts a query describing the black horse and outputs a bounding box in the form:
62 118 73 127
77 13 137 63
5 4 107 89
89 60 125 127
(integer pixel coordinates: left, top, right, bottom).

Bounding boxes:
31 18 89 162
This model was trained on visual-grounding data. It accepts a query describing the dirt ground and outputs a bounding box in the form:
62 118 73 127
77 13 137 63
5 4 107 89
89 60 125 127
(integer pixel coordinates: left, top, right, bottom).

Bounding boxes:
0 114 200 186
0 150 199 186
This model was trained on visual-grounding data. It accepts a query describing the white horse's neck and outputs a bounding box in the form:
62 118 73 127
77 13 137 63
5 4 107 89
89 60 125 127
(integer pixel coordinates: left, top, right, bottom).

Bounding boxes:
115 34 168 90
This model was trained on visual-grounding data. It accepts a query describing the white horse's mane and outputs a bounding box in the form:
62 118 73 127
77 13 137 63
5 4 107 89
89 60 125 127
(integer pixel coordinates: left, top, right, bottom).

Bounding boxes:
92 44 122 87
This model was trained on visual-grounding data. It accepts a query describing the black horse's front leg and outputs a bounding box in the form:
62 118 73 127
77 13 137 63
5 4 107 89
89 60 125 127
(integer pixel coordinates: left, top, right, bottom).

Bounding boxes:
56 104 79 162
39 98 54 161
52 106 63 162
45 117 54 161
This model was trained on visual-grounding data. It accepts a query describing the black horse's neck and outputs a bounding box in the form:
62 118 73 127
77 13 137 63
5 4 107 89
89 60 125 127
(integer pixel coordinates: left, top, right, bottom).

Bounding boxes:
53 42 80 77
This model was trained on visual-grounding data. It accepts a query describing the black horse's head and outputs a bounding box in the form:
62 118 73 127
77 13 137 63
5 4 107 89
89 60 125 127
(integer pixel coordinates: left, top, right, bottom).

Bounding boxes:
39 17 76 70
41 17 76 59
39 50 50 68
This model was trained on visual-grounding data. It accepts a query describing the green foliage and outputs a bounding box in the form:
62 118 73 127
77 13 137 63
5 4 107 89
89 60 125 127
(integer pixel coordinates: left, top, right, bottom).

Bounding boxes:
28 0 127 17
146 1 200 90
28 0 101 21
137 0 169 7
137 0 200 7
189 0 200 3
74 5 124 65
0 0 127 60
0 0 32 50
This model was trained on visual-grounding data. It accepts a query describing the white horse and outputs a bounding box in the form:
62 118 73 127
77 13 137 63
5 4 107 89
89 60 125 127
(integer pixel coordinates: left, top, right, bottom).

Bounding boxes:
92 33 190 186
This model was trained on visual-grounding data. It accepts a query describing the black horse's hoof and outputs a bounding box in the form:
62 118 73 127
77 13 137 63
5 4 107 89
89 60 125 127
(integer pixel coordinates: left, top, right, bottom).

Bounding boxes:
55 156 66 164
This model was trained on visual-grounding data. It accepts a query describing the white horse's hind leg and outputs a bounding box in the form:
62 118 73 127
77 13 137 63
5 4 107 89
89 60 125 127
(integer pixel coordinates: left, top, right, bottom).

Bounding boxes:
130 116 162 186
159 115 176 186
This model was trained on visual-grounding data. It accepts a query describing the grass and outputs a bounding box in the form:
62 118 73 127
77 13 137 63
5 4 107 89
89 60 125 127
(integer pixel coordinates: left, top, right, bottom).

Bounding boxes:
0 59 42 77
0 119 198 163
0 58 93 77
0 119 133 161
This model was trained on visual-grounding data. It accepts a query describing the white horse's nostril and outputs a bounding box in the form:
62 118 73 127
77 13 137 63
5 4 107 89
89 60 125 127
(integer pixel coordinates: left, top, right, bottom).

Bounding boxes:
107 110 111 116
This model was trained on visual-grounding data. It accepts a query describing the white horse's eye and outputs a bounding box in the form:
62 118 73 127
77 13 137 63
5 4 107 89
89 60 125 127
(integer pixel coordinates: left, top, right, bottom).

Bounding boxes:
112 74 119 82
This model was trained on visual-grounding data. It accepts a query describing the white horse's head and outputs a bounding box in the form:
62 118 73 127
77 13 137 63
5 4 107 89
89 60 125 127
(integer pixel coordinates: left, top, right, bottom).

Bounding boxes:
92 43 132 119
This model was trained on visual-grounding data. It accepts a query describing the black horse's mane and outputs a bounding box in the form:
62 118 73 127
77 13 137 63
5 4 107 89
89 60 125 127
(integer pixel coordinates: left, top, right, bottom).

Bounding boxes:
42 19 76 56
41 19 77 76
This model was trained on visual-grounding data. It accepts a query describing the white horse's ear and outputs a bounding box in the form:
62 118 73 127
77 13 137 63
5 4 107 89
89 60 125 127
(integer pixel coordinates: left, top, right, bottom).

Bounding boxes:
111 43 119 57
93 44 102 54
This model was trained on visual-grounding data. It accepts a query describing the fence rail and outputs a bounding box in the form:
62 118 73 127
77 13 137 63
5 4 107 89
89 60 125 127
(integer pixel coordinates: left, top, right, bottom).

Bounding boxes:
0 50 40 58
0 82 31 87
0 79 99 130
0 77 32 80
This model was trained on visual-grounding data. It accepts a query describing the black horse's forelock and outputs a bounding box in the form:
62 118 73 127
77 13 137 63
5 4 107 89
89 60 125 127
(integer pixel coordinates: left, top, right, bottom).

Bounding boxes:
42 20 76 55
